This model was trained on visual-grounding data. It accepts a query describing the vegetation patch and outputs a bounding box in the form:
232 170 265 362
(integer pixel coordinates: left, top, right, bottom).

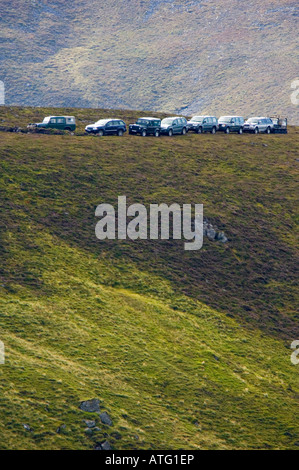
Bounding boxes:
0 106 298 449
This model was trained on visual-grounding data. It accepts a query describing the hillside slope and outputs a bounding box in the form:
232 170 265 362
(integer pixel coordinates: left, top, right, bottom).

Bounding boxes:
0 106 298 449
1 0 299 122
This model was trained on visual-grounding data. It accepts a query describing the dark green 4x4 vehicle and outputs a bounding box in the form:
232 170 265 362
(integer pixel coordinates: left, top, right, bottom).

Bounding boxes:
187 116 218 134
160 117 188 136
28 116 76 131
218 116 244 134
129 117 161 137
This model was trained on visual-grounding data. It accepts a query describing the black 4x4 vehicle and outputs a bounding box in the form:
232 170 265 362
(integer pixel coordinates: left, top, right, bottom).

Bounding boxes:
218 116 245 134
85 119 127 136
129 117 161 137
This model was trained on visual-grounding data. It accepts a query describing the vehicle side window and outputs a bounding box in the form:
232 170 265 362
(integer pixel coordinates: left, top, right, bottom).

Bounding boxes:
57 118 64 123
50 118 56 124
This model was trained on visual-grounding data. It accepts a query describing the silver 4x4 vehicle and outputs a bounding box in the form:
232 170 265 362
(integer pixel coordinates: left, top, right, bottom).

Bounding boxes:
243 117 273 134
270 116 288 134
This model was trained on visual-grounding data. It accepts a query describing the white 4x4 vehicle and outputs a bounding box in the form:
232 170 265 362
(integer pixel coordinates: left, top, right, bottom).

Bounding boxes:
243 117 273 134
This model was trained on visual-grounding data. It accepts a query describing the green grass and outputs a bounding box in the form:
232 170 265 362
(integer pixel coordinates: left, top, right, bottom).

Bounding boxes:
0 106 298 449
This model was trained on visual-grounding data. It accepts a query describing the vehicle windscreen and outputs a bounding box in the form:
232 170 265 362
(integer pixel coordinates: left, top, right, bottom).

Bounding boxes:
94 119 109 126
218 116 232 123
43 117 51 123
136 119 149 125
247 118 259 123
161 118 173 125
190 117 204 122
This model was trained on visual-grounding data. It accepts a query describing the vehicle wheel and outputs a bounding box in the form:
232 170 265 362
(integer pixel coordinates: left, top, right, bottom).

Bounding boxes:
225 127 230 134
211 127 216 134
64 127 71 132
98 130 104 136
168 129 173 137
266 127 271 134
141 129 147 137
197 127 203 134
238 128 243 135
182 127 186 135
117 129 123 136
254 127 259 134
154 129 160 137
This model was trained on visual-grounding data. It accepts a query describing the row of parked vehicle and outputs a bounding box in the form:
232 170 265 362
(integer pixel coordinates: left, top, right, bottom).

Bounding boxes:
28 115 288 136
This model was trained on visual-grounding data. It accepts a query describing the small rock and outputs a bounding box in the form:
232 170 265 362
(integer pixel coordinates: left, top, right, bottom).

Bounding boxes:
95 440 112 450
79 399 101 413
100 412 113 426
207 228 216 240
83 419 96 428
23 424 31 432
216 232 228 243
85 427 93 436
56 424 66 433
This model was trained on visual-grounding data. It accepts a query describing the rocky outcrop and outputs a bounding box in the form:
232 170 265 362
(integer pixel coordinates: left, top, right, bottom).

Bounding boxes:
79 399 101 413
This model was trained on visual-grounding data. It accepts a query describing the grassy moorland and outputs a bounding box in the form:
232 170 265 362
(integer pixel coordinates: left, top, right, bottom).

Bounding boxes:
0 106 298 450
